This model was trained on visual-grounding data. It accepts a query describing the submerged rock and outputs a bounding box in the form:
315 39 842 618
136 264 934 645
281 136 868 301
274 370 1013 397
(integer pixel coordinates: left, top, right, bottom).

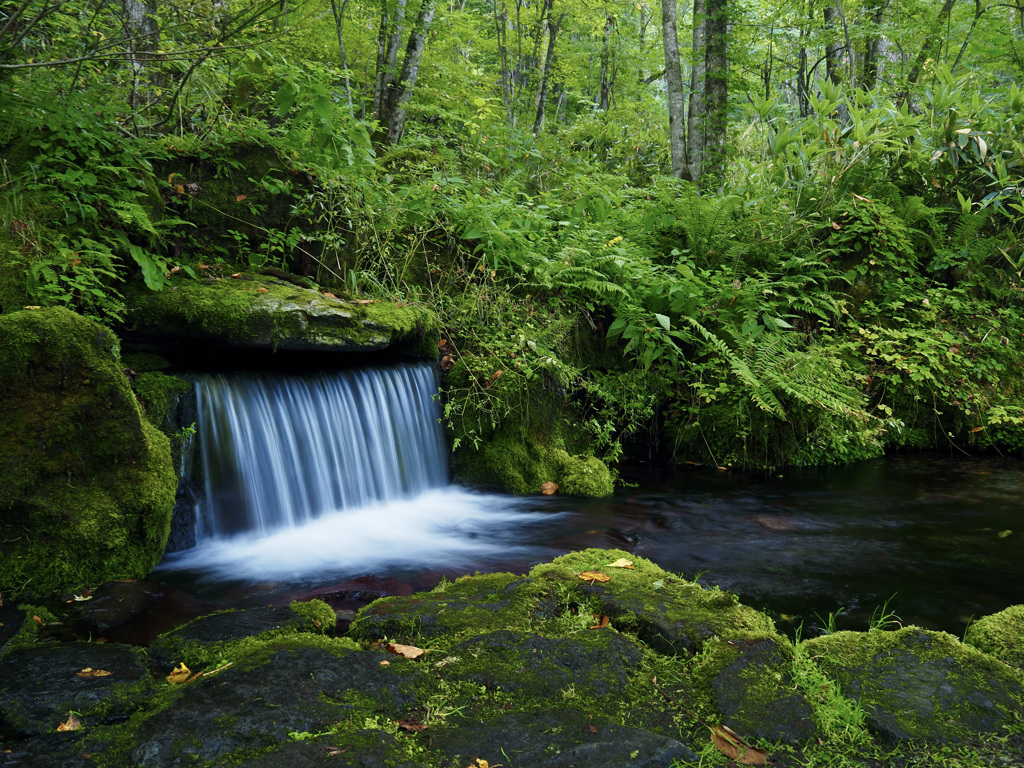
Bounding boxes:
0 308 177 598
803 626 1024 742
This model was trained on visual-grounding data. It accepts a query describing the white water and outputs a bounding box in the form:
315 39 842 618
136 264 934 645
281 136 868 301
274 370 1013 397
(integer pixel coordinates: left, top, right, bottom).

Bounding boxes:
158 362 553 582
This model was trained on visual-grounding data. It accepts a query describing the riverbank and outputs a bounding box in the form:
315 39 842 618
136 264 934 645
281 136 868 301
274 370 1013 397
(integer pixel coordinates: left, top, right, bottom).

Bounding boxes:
2 548 1022 767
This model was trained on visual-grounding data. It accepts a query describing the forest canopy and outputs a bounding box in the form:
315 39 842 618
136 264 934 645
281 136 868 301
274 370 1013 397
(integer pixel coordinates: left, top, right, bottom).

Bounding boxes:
1 0 1023 469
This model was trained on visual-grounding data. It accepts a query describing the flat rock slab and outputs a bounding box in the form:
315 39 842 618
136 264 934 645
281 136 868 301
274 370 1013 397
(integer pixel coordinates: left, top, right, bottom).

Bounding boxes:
129 645 426 767
241 731 421 768
452 629 641 699
804 627 1024 742
147 606 301 673
0 732 93 767
431 709 696 768
0 642 148 737
350 574 543 644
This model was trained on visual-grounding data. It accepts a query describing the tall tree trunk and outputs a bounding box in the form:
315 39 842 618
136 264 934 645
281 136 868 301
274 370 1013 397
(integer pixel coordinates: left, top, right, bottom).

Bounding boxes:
330 0 354 117
686 0 707 182
494 1 515 127
123 0 158 116
702 0 727 189
533 11 563 135
823 3 843 84
906 0 957 86
380 0 436 145
861 0 889 88
597 15 615 110
662 0 687 179
373 0 407 120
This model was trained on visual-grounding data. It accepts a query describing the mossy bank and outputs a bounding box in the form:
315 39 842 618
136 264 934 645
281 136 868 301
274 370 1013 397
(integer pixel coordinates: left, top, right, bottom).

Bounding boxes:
2 549 1022 767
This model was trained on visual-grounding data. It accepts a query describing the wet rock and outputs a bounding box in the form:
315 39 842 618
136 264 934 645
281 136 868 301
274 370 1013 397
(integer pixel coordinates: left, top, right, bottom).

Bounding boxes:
803 627 1024 741
431 709 696 768
452 629 642 699
0 732 93 767
350 574 544 644
697 636 817 743
965 604 1024 670
241 731 422 768
530 549 779 655
0 642 149 737
146 606 303 673
129 646 426 767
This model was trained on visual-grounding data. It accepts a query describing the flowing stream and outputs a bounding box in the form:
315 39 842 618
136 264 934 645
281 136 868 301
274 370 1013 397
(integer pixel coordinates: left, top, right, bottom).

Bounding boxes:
157 362 1024 638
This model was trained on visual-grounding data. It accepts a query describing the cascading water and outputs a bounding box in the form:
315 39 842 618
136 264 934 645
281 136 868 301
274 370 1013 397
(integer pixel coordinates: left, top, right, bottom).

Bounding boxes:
193 364 448 539
158 361 548 583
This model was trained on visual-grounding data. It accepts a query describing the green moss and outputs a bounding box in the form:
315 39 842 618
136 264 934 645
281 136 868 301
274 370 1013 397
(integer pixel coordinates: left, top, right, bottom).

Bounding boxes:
121 351 172 372
133 371 191 431
122 271 436 354
289 599 337 634
964 605 1024 670
0 308 177 598
1 605 59 656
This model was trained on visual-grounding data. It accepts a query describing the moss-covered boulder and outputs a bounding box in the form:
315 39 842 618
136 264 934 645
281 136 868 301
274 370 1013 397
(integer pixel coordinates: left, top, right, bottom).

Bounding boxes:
0 308 177 598
121 272 435 354
802 627 1024 742
965 605 1024 670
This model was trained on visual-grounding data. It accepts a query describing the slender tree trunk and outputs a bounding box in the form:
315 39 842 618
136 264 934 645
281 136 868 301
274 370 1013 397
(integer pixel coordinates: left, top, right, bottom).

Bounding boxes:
533 11 563 135
861 0 889 88
823 3 843 84
373 0 407 120
906 0 957 86
662 0 687 179
702 0 727 189
686 0 707 182
952 0 984 72
123 0 158 116
597 15 615 110
494 1 515 127
330 0 354 116
380 0 436 144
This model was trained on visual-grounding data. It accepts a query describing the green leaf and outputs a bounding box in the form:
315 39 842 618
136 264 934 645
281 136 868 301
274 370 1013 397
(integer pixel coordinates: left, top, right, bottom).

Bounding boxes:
653 313 671 331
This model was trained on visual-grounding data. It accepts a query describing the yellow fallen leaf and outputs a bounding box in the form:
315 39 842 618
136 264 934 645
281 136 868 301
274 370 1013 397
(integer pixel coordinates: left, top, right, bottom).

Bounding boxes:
387 642 426 660
604 558 635 569
166 663 191 684
57 713 82 732
24 306 42 310
710 724 768 765
577 571 611 583
76 668 112 678
540 481 558 495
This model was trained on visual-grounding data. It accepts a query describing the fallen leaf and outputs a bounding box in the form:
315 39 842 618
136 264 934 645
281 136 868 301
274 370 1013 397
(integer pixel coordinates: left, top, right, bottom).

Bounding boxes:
588 725 599 733
379 660 391 667
589 615 610 629
485 370 503 388
577 571 611 584
229 272 243 278
710 724 769 765
398 719 428 733
540 481 558 495
969 426 985 433
175 184 185 195
169 265 181 274
24 306 42 310
604 558 635 570
57 714 81 732
354 299 375 305
464 760 499 768
323 292 337 298
387 642 426 660
198 264 210 270
76 668 112 678
72 594 93 602
236 194 247 202
257 287 269 293
326 745 350 757
32 615 43 625
166 663 191 684
441 354 455 371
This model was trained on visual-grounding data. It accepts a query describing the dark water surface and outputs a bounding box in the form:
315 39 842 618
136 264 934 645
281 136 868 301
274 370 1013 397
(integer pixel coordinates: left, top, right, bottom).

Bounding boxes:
151 454 1024 641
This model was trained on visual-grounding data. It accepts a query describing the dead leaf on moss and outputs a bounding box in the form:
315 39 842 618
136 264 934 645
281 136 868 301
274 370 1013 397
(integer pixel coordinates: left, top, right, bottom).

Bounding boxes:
464 760 500 768
540 482 558 495
576 571 611 584
397 719 427 733
485 370 503 388
354 299 375 305
235 194 247 202
326 745 350 757
166 663 191 684
229 272 243 278
710 724 769 765
604 558 635 570
387 643 426 660
32 615 43 625
56 714 81 732
441 354 455 371
76 668 111 678
323 292 337 298
589 615 610 629
257 287 269 293
379 660 391 667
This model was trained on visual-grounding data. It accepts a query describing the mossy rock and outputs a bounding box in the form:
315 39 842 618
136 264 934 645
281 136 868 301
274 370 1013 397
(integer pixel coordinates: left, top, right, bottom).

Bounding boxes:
691 636 818 743
349 573 542 646
529 549 779 655
0 308 177 598
965 605 1024 670
121 272 436 355
802 627 1024 742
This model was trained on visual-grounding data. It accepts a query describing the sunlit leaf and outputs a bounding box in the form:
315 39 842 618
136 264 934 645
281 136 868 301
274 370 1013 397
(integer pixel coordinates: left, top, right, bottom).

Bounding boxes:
541 481 558 495
76 668 111 678
166 663 191 684
577 571 611 583
589 615 610 629
57 714 82 732
604 558 635 569
398 719 428 733
387 642 426 659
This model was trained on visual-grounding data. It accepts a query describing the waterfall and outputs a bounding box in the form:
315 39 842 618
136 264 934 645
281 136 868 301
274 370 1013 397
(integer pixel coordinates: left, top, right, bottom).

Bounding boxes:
193 362 447 540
